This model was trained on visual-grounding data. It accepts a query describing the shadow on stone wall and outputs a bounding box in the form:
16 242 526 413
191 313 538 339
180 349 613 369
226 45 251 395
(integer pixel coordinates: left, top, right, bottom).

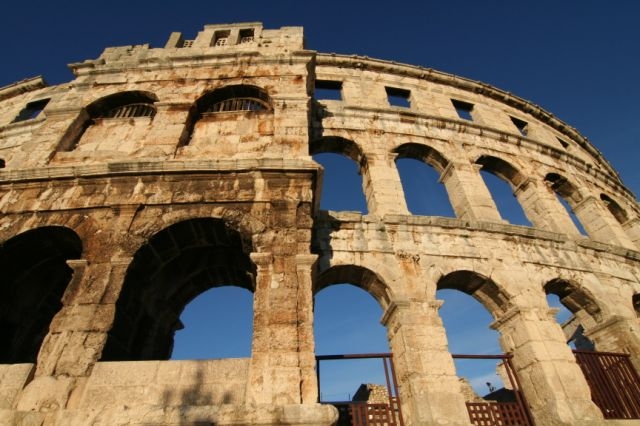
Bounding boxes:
159 363 233 425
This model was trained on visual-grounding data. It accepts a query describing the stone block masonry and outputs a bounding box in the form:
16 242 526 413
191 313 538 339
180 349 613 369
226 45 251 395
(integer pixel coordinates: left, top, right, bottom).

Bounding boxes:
0 22 639 425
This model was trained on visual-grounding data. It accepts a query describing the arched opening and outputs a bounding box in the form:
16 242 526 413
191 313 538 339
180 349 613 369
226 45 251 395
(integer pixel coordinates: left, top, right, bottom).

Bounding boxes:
181 85 273 147
436 271 530 419
101 218 255 361
394 143 454 217
633 294 640 318
171 286 253 360
196 85 272 113
545 173 587 235
545 293 587 349
311 137 368 214
314 266 398 420
543 279 640 419
58 91 158 152
543 279 600 350
476 156 531 226
600 193 629 224
0 227 82 363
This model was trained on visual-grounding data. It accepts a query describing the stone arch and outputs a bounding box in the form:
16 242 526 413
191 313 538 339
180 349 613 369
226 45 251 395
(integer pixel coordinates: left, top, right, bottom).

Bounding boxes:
393 142 449 174
314 264 393 310
85 91 159 118
124 206 265 259
310 136 365 164
393 143 453 216
101 217 255 361
475 155 526 188
545 172 583 205
310 136 368 213
475 155 532 225
544 278 602 350
600 193 629 224
0 226 82 363
180 84 273 147
437 270 511 319
544 172 588 234
544 278 602 320
195 84 272 113
57 90 159 152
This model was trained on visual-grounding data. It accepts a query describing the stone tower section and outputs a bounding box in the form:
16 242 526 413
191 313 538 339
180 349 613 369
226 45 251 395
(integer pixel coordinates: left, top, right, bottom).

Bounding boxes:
0 23 639 425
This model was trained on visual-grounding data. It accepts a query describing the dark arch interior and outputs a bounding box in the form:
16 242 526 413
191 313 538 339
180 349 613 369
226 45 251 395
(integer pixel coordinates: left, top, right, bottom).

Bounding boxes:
0 227 82 363
544 279 600 350
196 85 272 114
544 279 601 319
600 193 629 224
101 218 255 361
545 173 582 205
86 91 158 118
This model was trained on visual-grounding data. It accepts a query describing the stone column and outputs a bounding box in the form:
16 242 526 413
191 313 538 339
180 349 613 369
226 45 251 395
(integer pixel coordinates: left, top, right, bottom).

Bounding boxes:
246 249 337 425
17 258 131 412
382 300 470 425
439 162 502 222
573 195 636 249
295 254 320 404
247 251 304 405
514 178 582 235
622 217 640 249
362 152 410 217
491 306 603 424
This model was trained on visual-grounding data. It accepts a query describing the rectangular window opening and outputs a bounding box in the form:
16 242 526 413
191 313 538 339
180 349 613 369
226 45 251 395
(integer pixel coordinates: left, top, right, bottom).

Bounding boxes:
181 40 194 48
315 80 343 101
556 137 569 149
385 86 411 108
12 98 50 123
510 116 528 136
213 30 230 47
239 29 255 44
452 99 474 121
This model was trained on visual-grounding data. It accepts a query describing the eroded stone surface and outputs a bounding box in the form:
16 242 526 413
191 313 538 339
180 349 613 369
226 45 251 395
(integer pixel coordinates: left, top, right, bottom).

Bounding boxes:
0 22 639 425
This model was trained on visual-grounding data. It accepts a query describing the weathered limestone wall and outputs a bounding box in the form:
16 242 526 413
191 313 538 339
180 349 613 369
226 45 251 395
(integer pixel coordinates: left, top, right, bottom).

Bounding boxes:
77 359 250 408
0 22 639 426
0 364 33 410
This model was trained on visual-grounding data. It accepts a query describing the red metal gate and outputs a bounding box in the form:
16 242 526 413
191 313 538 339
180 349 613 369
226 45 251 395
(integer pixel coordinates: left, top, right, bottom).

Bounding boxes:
316 353 404 426
453 354 533 426
574 350 640 419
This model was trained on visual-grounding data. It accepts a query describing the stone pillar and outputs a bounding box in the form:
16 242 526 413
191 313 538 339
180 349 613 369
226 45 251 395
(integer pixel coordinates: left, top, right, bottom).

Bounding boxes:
514 178 582 236
295 254 320 404
362 152 410 217
584 314 640 371
573 195 637 249
439 162 502 222
382 300 470 425
247 251 304 405
17 258 131 411
492 306 603 424
622 217 640 249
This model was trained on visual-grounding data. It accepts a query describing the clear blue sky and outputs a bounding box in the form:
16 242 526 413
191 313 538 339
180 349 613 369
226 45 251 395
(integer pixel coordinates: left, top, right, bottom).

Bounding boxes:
2 0 638 401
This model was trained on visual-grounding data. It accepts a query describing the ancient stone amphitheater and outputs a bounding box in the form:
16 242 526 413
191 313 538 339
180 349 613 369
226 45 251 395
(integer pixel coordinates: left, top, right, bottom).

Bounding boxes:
1 23 639 425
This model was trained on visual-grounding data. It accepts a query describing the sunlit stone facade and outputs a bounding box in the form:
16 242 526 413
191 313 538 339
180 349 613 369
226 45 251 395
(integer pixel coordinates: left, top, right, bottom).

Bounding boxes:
1 23 639 425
